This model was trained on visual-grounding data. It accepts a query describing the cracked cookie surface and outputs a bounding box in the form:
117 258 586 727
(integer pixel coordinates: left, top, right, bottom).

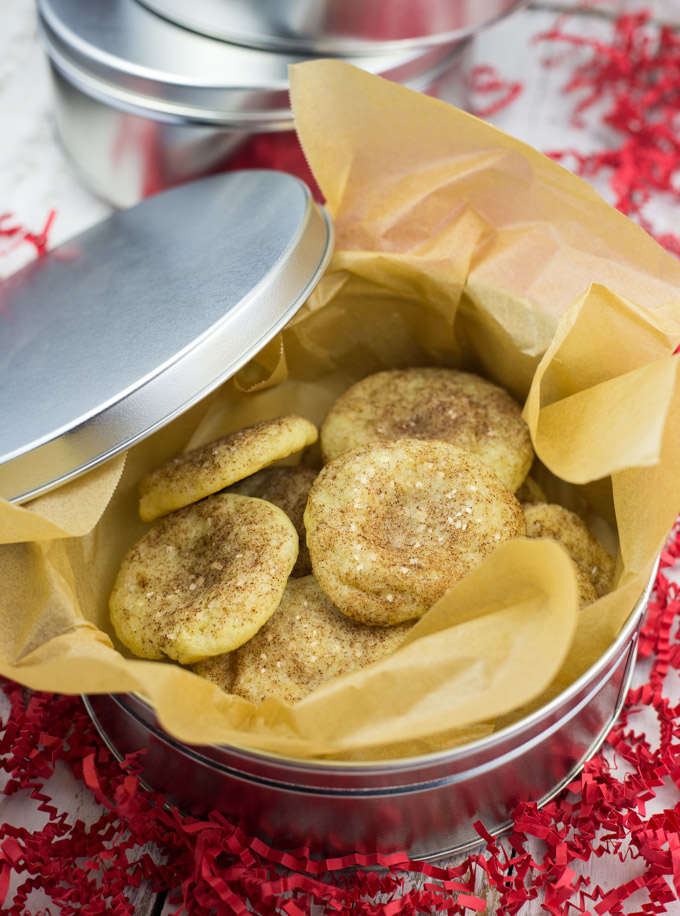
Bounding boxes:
139 415 318 521
227 466 317 577
305 439 526 626
196 576 412 703
110 493 298 664
320 368 533 492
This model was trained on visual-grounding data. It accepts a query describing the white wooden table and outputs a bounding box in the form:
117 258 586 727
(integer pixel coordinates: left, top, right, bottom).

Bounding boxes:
2 1 680 912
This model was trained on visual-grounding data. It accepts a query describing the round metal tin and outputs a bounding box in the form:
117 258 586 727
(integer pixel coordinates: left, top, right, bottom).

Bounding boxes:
84 563 656 860
136 0 530 56
38 0 472 208
0 171 333 504
38 0 467 125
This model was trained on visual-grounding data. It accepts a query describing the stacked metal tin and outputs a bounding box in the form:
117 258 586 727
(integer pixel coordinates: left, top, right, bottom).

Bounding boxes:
37 0 528 207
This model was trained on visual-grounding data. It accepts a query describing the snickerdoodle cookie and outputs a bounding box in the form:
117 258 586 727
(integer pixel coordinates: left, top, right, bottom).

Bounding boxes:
305 439 526 626
523 502 615 600
196 576 412 703
139 416 318 521
227 466 317 577
110 493 298 664
320 368 533 492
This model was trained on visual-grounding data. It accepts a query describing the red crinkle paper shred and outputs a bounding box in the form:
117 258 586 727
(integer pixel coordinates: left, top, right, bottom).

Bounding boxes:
0 212 55 260
468 65 524 119
538 9 680 257
1 529 680 915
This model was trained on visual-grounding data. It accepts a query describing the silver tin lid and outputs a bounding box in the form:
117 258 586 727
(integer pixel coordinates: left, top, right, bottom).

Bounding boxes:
0 171 333 504
136 0 529 57
38 0 465 126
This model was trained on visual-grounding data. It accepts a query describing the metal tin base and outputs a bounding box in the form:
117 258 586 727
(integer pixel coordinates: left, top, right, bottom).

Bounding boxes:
82 566 653 861
84 634 638 860
44 39 471 209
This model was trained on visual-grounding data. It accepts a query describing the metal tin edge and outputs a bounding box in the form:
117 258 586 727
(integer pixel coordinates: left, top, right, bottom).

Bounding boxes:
38 19 295 128
82 618 640 861
94 557 657 774
7 187 334 504
138 0 531 58
38 3 470 127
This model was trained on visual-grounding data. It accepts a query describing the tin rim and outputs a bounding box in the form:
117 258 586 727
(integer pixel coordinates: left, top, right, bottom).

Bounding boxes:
102 557 657 773
41 28 295 129
38 0 469 127
42 21 470 129
137 0 531 57
83 635 638 860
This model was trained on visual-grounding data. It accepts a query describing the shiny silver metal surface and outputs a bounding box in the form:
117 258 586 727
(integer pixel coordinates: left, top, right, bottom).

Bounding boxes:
42 45 470 211
38 0 466 122
0 171 333 504
38 0 471 207
84 566 655 860
137 0 530 56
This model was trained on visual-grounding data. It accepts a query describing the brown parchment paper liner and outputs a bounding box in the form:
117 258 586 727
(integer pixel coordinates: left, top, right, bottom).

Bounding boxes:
1 61 680 759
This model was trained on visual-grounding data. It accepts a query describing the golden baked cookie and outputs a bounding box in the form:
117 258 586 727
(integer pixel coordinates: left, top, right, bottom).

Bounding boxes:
523 502 615 599
110 493 298 665
194 651 237 693
515 475 547 505
305 439 526 626
227 466 317 577
139 415 318 522
573 564 599 610
320 368 533 492
197 576 412 704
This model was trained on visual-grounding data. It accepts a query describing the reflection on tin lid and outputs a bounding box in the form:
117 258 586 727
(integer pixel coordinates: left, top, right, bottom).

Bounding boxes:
0 170 333 504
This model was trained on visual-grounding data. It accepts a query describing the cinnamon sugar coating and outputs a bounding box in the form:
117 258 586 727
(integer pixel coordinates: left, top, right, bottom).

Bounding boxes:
305 440 526 626
227 466 318 577
139 415 318 521
573 564 599 610
320 368 533 492
193 651 237 693
110 493 298 665
196 577 412 704
524 502 615 600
